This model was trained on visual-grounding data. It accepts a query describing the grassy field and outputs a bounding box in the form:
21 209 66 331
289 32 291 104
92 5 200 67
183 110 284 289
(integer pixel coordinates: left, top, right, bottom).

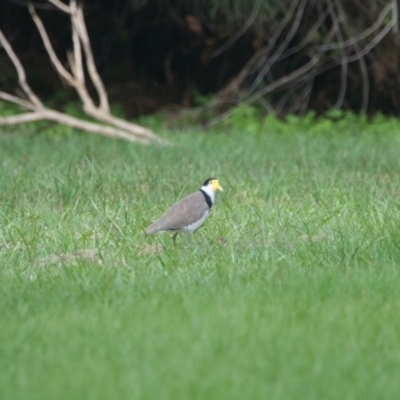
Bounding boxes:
1 116 400 399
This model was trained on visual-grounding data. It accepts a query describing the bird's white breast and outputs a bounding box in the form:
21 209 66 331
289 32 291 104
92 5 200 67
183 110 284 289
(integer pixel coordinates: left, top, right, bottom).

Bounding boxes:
183 210 210 233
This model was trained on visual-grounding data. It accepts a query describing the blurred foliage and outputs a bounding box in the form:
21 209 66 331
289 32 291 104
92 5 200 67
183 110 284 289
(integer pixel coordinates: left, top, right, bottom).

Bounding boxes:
135 101 400 140
220 106 400 137
3 98 400 142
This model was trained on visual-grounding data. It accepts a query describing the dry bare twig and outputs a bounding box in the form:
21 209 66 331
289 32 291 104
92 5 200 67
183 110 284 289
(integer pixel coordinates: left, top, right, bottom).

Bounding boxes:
0 0 163 144
207 0 397 121
327 0 348 109
210 0 262 58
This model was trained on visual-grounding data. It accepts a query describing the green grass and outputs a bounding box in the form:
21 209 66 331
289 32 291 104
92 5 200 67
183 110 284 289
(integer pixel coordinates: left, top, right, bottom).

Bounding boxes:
1 118 400 399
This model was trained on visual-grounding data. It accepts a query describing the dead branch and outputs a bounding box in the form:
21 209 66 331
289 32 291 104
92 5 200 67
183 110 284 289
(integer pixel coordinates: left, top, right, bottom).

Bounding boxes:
355 43 369 113
0 109 150 143
0 30 43 109
216 0 302 103
210 0 397 118
0 91 35 110
328 0 348 109
0 0 162 144
47 0 70 14
392 0 398 33
210 0 262 58
317 3 392 53
244 0 309 99
246 54 322 105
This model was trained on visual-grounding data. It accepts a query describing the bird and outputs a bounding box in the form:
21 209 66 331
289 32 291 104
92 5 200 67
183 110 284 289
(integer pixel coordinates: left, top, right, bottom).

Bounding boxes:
145 178 223 239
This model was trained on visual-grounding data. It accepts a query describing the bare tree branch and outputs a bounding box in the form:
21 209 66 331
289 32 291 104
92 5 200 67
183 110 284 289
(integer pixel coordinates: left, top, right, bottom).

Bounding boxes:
357 49 369 113
249 54 321 102
329 0 348 109
279 6 330 60
343 22 395 63
0 0 162 144
27 4 75 86
70 1 84 84
0 110 149 143
317 3 392 52
214 0 301 102
0 91 36 110
209 0 396 119
73 1 110 112
0 30 43 108
211 0 262 58
392 0 398 33
244 0 309 99
47 0 70 14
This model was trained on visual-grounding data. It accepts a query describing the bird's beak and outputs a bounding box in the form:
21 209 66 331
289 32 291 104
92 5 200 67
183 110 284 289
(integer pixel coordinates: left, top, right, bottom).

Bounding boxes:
211 179 223 192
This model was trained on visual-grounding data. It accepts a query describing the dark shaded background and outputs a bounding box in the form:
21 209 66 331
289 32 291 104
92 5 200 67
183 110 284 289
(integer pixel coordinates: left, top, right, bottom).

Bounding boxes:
1 0 400 118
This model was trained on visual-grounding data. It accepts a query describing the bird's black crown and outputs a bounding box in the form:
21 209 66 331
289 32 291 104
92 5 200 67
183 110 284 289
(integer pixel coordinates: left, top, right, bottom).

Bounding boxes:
202 178 217 186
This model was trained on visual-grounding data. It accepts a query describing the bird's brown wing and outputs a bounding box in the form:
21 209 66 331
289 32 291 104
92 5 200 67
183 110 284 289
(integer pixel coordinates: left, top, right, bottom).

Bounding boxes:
146 191 209 234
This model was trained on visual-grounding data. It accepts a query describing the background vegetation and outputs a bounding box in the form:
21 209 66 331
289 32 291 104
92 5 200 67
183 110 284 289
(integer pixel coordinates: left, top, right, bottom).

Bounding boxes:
1 0 399 119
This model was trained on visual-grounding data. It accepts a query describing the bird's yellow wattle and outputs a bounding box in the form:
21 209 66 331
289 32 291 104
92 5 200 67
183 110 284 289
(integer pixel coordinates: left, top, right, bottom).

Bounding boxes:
211 179 223 192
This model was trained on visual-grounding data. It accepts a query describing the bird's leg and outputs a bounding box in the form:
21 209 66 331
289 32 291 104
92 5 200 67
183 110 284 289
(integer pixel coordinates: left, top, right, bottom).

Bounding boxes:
172 232 179 244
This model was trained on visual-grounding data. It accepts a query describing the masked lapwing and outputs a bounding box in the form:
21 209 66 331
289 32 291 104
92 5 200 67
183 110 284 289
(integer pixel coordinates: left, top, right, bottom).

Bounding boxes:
145 178 223 238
